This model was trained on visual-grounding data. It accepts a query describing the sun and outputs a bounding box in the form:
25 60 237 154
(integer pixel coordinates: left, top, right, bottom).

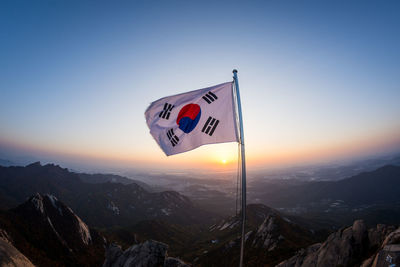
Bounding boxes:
221 159 227 164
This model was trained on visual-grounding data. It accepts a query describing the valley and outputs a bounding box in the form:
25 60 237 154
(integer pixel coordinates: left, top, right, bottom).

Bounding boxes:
0 161 399 266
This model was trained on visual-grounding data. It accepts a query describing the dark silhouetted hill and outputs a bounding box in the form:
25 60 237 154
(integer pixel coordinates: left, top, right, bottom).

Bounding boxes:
78 172 154 191
256 165 400 207
0 162 216 227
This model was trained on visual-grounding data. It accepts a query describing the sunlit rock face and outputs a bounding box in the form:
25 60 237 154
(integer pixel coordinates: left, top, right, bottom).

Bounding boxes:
277 220 400 267
19 193 93 249
0 231 35 267
202 204 317 266
0 193 106 266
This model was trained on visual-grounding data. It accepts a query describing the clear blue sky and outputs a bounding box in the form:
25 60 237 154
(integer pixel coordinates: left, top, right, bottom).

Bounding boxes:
1 1 399 171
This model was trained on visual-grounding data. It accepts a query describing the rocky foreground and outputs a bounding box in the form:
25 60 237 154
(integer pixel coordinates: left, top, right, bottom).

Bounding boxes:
0 232 35 267
277 220 400 267
0 193 399 267
0 193 190 267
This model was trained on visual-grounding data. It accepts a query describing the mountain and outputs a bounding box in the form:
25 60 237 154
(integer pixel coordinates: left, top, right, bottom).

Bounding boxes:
254 165 400 207
0 193 193 267
0 162 216 227
2 163 399 266
101 203 325 266
0 193 105 267
313 165 400 205
277 220 400 267
194 204 319 267
0 159 16 167
250 165 400 227
70 181 212 227
78 172 154 191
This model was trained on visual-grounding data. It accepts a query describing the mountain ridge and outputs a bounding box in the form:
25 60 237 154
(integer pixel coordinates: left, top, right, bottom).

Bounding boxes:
0 162 217 227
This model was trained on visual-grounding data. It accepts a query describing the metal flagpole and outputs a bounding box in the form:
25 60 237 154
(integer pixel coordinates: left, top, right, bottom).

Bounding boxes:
233 69 246 267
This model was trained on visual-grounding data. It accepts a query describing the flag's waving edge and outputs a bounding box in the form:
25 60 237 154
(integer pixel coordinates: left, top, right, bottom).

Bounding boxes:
145 82 239 156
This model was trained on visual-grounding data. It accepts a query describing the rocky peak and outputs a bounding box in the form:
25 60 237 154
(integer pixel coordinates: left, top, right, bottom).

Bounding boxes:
276 220 400 267
381 226 400 247
367 223 395 249
14 193 93 249
199 204 317 266
352 219 368 243
365 226 400 267
209 215 240 231
252 214 281 250
30 192 45 213
2 193 106 266
210 204 277 232
24 162 72 179
26 161 42 168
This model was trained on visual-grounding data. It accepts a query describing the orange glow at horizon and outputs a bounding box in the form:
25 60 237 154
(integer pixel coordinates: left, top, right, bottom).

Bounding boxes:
249 128 400 167
1 126 399 171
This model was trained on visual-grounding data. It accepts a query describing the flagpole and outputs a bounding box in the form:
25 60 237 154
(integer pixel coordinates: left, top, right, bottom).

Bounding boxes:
233 69 246 267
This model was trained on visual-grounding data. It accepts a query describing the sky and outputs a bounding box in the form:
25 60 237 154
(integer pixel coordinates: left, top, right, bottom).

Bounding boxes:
0 1 399 172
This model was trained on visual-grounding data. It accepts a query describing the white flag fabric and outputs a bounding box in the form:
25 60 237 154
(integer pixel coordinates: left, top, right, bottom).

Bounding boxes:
145 82 239 156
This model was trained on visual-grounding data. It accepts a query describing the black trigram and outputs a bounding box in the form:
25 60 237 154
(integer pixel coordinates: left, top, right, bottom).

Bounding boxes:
202 91 218 104
166 128 179 147
159 103 174 120
201 116 219 136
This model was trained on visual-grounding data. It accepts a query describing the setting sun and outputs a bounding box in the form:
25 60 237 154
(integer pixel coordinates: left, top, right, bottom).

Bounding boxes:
221 159 227 164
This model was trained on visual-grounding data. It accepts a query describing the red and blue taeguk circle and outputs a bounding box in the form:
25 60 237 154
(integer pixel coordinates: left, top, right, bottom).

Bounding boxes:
176 104 201 133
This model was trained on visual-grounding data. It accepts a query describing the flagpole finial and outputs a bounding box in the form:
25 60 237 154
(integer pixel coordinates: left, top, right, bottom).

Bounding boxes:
233 69 238 73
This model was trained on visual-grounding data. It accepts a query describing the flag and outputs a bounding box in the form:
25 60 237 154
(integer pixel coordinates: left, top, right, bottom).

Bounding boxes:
145 82 239 156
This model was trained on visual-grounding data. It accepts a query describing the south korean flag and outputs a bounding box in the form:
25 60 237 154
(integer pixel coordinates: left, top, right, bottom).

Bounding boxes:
145 82 239 156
